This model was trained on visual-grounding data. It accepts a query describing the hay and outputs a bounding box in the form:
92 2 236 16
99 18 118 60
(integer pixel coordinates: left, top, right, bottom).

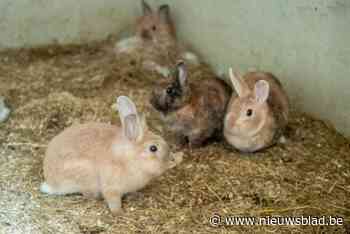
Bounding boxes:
0 40 349 234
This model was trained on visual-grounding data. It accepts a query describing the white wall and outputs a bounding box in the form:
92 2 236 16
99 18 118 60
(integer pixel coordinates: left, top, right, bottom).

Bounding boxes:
0 0 137 48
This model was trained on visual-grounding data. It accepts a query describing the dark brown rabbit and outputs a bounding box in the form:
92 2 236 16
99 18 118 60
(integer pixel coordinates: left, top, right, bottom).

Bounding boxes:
150 61 231 147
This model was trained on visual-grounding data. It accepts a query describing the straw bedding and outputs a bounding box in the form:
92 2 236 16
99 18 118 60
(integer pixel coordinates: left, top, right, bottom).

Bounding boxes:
0 40 349 234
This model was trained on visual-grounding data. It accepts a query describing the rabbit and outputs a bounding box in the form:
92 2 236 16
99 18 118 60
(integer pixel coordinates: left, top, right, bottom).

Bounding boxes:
224 68 290 153
150 61 231 148
40 96 183 214
0 96 10 123
115 0 199 76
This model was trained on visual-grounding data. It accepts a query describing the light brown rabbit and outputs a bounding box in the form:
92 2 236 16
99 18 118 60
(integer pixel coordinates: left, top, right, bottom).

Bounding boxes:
114 0 199 76
41 96 183 214
150 61 231 148
224 68 289 153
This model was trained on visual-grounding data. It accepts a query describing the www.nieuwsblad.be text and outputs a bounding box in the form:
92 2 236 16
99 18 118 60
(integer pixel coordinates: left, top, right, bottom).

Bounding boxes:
209 214 344 227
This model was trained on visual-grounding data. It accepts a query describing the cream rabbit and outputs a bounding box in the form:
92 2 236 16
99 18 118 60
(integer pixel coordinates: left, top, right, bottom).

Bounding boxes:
115 0 199 76
41 96 182 214
224 69 289 152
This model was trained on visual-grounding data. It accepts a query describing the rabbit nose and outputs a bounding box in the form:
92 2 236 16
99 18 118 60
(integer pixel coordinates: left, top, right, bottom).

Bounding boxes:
141 30 152 40
169 152 183 165
150 95 160 109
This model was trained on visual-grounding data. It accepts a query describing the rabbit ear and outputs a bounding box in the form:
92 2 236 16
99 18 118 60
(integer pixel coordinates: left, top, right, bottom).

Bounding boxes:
123 114 142 142
117 96 137 122
176 61 187 88
158 4 171 23
142 0 152 15
254 80 270 104
117 96 143 141
229 68 249 97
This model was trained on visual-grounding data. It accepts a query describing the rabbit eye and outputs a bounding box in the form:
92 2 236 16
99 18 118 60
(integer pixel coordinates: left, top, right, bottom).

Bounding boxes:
152 25 157 31
150 145 158 152
246 109 253 117
166 87 174 95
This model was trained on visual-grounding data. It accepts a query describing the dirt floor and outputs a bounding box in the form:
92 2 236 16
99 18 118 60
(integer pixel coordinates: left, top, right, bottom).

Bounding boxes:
0 40 349 234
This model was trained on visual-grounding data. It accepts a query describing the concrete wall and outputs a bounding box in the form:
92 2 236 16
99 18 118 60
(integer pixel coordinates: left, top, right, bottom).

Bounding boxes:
0 0 349 137
0 0 137 48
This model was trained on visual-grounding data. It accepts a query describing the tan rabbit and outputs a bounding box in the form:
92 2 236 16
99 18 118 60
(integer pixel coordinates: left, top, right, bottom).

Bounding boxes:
224 68 289 153
41 96 183 214
150 61 231 147
115 0 199 76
